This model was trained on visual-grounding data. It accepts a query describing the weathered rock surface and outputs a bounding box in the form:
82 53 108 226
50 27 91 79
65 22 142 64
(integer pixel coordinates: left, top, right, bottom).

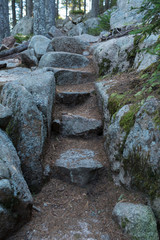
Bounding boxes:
21 48 38 67
0 104 12 129
2 36 15 49
61 114 103 137
67 22 87 36
39 52 89 69
112 202 159 240
11 16 33 36
56 91 91 106
47 36 88 54
93 35 134 75
0 69 55 192
48 26 64 38
110 0 144 29
0 129 33 239
75 34 100 43
28 35 51 59
54 149 103 186
84 18 100 30
151 198 160 223
95 79 160 198
54 68 96 85
134 34 159 71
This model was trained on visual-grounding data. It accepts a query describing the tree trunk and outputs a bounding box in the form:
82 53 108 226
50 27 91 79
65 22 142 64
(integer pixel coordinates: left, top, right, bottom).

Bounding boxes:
72 0 76 11
105 0 109 10
45 0 55 32
78 0 81 10
56 0 59 18
12 0 16 27
26 0 33 17
91 0 99 17
84 0 86 14
0 0 10 43
20 0 23 18
66 0 68 17
33 0 46 35
99 0 104 13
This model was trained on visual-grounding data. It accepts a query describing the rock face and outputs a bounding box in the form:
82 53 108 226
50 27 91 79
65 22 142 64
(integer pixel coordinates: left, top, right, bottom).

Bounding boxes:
0 69 55 192
21 48 38 67
54 68 95 85
110 0 144 29
28 35 51 59
95 79 160 198
54 149 103 186
47 36 88 54
39 52 89 68
56 91 91 106
67 22 87 36
48 26 64 38
61 114 103 137
11 16 33 36
93 35 134 75
0 129 33 239
84 18 100 30
0 104 12 129
134 34 159 71
112 202 159 240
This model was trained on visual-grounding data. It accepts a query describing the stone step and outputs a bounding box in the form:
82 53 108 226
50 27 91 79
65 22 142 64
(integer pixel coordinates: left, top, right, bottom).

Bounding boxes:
60 114 103 137
56 90 93 106
53 149 103 186
39 52 89 69
54 68 96 85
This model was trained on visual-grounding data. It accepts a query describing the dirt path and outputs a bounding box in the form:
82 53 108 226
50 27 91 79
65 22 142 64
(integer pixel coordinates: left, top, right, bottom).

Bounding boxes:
7 51 146 240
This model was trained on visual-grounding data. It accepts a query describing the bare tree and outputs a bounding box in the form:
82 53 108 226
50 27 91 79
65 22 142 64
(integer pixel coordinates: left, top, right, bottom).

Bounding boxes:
0 0 10 43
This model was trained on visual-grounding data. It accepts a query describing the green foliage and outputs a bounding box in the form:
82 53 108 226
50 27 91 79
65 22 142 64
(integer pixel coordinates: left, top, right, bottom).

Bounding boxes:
131 0 160 82
88 12 111 36
69 9 84 14
14 34 32 43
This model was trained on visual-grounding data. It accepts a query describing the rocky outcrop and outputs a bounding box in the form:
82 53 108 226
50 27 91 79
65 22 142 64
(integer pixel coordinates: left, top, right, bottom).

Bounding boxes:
54 149 103 186
11 16 33 36
39 52 89 68
47 36 88 54
21 48 38 67
113 202 159 240
92 35 134 75
95 80 160 199
0 129 33 239
134 34 159 71
0 69 55 192
28 35 51 59
110 0 144 29
0 104 12 129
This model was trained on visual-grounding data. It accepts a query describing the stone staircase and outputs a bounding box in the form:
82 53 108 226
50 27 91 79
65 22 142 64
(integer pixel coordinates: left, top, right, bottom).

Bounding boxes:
50 46 104 186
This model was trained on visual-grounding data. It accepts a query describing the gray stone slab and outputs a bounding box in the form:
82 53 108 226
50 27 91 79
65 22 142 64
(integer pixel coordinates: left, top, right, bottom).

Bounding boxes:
54 149 103 186
54 68 96 85
0 104 12 129
56 91 91 106
61 114 103 137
